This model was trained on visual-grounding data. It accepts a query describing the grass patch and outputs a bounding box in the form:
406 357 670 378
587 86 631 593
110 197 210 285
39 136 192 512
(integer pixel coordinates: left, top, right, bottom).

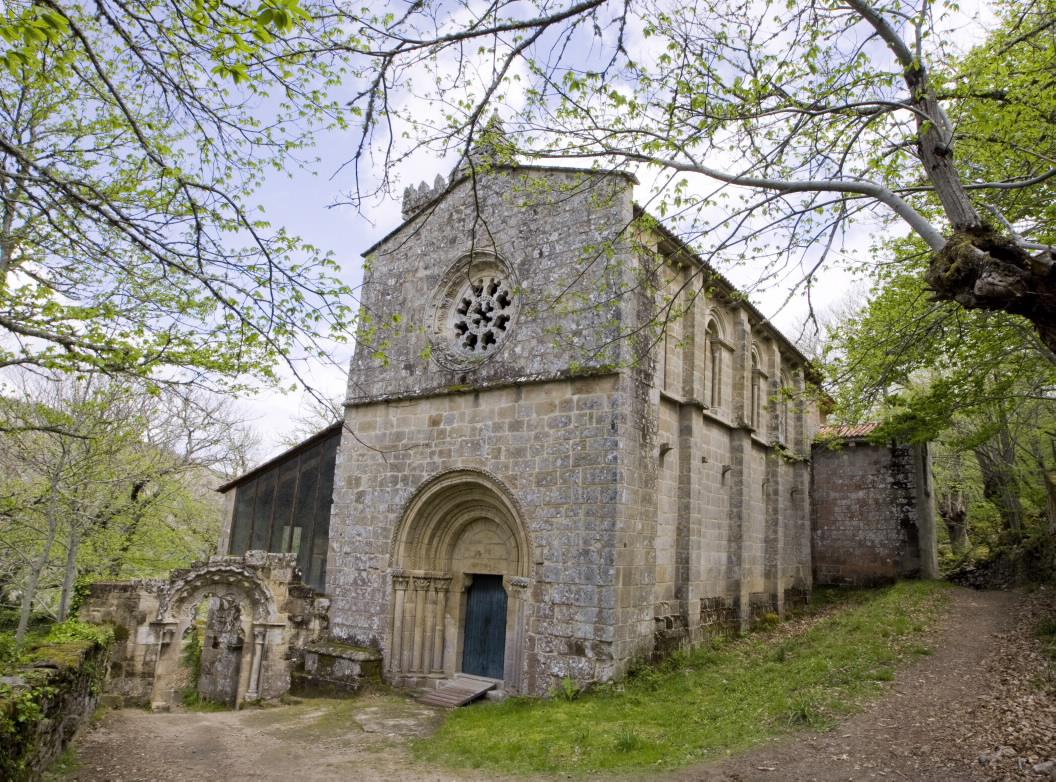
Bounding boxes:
1037 616 1056 661
180 690 229 711
43 746 80 779
414 580 950 774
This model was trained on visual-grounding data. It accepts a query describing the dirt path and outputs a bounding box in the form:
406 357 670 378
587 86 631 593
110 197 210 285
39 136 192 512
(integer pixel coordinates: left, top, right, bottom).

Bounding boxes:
672 587 1055 781
61 587 1055 782
61 692 508 782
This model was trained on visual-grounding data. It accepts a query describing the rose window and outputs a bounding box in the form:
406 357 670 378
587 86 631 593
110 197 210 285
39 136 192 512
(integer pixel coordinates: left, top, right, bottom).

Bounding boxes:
430 254 518 369
451 276 514 354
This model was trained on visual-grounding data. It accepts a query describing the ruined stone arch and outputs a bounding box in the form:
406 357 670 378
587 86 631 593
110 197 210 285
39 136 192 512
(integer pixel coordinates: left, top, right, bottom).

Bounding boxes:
150 561 281 709
388 469 531 692
158 562 278 625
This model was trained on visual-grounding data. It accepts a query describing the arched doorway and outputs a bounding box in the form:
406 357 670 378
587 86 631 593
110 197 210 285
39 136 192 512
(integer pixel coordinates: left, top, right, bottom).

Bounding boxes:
390 470 530 692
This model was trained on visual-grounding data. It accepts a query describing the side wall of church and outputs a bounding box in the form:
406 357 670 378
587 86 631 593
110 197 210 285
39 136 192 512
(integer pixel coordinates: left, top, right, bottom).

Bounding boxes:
638 246 818 655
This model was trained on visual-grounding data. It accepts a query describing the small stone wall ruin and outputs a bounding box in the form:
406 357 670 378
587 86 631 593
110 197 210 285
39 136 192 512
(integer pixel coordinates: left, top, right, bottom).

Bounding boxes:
811 437 939 586
81 552 331 709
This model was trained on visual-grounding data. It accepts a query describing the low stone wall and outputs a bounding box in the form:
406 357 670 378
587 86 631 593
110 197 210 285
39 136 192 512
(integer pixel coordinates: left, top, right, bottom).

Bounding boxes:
79 581 163 704
0 634 112 781
291 641 383 696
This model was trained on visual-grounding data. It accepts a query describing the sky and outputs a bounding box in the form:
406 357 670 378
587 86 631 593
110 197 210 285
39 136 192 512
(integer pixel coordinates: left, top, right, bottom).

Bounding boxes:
236 0 1000 465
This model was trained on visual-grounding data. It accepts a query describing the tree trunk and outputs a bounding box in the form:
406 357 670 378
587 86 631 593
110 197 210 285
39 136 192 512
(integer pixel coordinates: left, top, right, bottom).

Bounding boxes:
58 525 81 622
892 16 1056 354
926 231 1056 354
1041 469 1056 536
974 444 1024 535
939 492 970 556
16 476 61 643
1028 435 1056 535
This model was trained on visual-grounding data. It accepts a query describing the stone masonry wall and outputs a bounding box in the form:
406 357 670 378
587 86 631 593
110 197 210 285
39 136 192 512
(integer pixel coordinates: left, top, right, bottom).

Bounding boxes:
348 167 636 404
811 440 938 586
639 251 819 654
330 374 627 694
0 635 110 782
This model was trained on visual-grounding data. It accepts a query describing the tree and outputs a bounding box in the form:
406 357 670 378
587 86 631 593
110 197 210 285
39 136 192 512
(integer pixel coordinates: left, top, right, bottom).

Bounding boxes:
0 374 252 642
0 0 353 391
824 244 1056 555
344 0 1056 351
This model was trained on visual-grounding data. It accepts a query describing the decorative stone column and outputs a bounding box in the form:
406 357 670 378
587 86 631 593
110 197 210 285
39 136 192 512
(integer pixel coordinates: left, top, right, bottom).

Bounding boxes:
431 579 450 674
245 626 267 700
503 576 529 693
411 577 430 673
390 574 409 673
422 582 438 673
401 576 417 674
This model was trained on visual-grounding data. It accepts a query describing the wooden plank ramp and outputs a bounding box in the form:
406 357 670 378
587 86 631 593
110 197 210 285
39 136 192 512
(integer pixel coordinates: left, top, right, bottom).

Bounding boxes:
417 675 497 708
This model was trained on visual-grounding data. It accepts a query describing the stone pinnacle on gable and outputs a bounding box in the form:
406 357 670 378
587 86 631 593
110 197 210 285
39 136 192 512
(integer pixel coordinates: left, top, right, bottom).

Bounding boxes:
455 111 518 177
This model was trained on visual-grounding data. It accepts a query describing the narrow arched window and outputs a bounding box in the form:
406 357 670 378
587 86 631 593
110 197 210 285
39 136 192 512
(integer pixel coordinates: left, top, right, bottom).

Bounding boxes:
707 320 722 410
750 349 762 432
779 372 792 444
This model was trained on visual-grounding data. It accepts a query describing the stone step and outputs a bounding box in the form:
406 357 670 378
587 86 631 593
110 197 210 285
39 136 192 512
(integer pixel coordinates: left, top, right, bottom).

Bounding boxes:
417 675 497 708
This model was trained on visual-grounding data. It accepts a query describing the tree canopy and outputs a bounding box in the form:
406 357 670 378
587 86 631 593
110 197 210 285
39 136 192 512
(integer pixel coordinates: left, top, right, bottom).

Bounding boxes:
0 374 250 641
342 0 1055 350
820 2 1056 554
0 0 353 390
2 0 1052 381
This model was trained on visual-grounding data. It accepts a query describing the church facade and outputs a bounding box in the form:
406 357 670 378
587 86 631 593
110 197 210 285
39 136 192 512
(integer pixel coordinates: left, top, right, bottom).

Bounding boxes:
322 163 821 696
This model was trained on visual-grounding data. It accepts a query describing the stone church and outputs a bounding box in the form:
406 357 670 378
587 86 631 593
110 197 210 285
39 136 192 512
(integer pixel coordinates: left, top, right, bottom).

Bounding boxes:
250 159 820 697
87 155 936 708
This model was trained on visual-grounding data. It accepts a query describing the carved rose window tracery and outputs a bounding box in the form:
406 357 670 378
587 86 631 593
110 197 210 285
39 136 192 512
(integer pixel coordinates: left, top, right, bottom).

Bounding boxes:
430 254 518 369
452 276 514 354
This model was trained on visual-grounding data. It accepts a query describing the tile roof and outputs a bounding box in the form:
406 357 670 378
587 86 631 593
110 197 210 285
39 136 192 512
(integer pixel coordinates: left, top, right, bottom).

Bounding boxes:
817 422 882 439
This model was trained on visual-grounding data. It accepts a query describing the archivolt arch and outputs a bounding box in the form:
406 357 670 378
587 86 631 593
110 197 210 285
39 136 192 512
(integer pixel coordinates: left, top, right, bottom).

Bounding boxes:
386 469 531 691
158 562 277 624
705 310 728 341
391 469 530 576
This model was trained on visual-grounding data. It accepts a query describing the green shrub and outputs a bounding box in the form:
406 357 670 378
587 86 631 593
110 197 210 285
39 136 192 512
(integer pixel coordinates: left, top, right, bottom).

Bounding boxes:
552 676 581 702
0 632 20 671
43 620 114 647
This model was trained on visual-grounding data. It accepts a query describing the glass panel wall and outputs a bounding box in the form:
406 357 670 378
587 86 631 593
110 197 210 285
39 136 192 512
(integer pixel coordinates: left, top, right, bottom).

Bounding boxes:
227 425 340 591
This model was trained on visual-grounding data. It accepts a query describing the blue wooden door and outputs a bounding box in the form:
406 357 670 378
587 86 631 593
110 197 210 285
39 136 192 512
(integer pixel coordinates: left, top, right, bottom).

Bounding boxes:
461 574 507 679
